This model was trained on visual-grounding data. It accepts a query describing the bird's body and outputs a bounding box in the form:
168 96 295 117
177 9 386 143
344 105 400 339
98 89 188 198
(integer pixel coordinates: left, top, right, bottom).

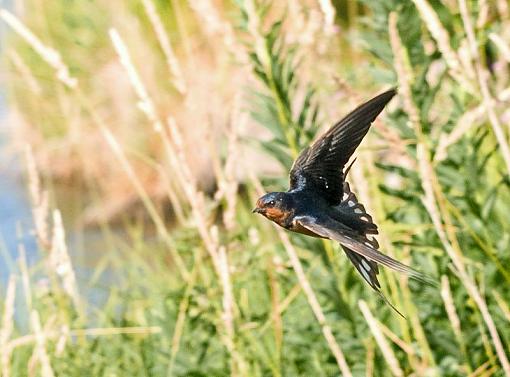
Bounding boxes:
258 190 366 237
254 88 432 313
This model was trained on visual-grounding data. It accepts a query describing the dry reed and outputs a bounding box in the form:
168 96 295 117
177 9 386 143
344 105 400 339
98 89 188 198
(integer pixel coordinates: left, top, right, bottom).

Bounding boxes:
30 311 55 377
358 300 404 377
141 0 187 94
0 275 16 377
389 10 510 376
0 9 77 88
458 0 510 179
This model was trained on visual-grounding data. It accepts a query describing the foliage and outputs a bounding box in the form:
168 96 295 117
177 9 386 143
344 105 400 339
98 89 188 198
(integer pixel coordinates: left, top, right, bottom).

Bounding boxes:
1 0 510 376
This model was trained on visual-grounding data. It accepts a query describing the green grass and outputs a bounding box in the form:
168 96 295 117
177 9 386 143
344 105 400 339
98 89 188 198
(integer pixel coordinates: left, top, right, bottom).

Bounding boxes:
1 0 510 376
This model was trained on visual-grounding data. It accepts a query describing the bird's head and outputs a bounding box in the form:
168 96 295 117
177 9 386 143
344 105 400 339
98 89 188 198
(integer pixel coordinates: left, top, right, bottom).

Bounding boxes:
253 192 293 224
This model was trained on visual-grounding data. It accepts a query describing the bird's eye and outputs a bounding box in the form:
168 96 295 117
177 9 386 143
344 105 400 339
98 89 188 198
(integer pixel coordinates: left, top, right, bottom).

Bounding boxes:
269 200 276 206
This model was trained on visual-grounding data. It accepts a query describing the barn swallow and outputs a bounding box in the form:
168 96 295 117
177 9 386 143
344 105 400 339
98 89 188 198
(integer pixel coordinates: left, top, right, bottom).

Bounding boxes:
253 88 433 314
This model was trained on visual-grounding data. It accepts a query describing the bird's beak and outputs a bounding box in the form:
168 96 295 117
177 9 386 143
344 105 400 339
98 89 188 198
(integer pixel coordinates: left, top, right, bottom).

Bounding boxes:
252 207 263 214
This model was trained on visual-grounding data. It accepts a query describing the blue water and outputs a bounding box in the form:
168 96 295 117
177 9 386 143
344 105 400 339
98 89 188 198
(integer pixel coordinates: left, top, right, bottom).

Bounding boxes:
0 7 116 315
0 93 39 283
0 107 113 313
0 1 35 282
0 132 113 316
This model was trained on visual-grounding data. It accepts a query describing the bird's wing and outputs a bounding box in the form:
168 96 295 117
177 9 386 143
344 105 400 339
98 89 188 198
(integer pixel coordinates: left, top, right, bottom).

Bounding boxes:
289 89 396 205
294 214 434 285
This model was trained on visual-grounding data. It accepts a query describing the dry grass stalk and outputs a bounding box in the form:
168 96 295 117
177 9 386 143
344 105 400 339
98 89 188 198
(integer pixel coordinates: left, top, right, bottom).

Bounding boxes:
358 301 404 377
166 118 220 268
0 276 16 344
258 282 303 335
375 319 415 356
157 164 186 225
108 27 193 274
476 0 489 28
496 0 509 20
422 174 510 374
166 118 240 371
8 326 161 351
388 19 438 368
215 99 243 231
0 275 16 377
277 283 301 314
285 2 322 46
8 50 42 95
50 210 81 310
278 230 352 376
101 126 189 279
492 291 510 323
217 243 240 376
55 325 69 356
470 362 498 377
155 122 188 227
286 1 305 42
365 340 375 377
167 264 197 376
109 28 163 131
25 145 50 249
26 146 81 310
397 268 434 370
390 10 510 376
187 0 227 37
266 256 283 355
141 0 187 94
187 0 240 59
317 0 336 35
440 275 470 373
0 9 77 88
435 106 484 163
388 13 420 130
18 245 33 311
390 11 459 261
440 275 462 343
411 0 474 92
489 33 510 63
435 86 510 162
459 0 510 179
245 0 271 72
30 311 55 377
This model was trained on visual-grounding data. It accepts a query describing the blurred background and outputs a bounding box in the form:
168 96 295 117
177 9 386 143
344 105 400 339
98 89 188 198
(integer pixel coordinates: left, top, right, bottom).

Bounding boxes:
0 0 510 375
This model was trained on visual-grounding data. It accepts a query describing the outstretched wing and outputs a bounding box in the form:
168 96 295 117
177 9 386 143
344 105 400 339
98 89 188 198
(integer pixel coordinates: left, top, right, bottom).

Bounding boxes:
293 214 435 285
289 89 396 205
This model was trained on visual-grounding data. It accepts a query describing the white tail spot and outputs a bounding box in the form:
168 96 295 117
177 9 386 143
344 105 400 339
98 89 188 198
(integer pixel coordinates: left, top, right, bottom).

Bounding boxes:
361 259 371 271
361 268 372 283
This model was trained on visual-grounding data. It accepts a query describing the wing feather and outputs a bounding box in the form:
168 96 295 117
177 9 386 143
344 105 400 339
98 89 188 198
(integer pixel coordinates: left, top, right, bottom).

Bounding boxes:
294 215 435 286
289 89 397 203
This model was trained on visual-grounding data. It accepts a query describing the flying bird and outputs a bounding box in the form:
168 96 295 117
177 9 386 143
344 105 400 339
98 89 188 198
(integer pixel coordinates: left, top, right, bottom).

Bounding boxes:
253 88 431 313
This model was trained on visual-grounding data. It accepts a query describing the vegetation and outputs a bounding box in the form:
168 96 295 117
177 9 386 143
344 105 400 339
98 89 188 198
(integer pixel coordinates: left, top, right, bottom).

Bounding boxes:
1 0 510 376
